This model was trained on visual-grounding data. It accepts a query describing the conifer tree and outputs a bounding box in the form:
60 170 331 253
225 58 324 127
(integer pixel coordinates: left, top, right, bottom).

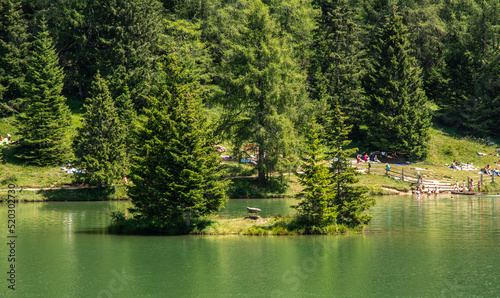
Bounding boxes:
90 0 165 104
114 85 137 164
326 106 374 227
16 18 70 165
362 7 431 159
310 0 366 135
216 0 310 185
73 73 126 186
0 0 29 111
266 0 319 68
294 108 373 229
293 120 339 228
128 54 228 227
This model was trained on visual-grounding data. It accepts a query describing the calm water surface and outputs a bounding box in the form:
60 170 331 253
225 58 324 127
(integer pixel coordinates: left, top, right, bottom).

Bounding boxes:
1 195 500 297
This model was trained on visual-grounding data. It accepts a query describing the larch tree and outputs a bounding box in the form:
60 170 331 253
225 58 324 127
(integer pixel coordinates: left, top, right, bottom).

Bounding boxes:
362 6 431 159
216 0 310 185
128 53 228 228
16 18 70 165
73 73 126 186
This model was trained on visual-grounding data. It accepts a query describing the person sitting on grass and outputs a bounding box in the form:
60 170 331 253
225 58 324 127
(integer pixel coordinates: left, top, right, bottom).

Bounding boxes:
373 155 381 163
483 165 492 175
451 161 461 170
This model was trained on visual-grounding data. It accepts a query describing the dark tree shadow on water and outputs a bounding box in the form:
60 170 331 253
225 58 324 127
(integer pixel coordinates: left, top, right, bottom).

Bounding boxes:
39 186 120 201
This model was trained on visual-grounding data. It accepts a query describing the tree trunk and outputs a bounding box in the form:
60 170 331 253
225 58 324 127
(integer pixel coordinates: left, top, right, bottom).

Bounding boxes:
257 149 266 186
79 76 84 98
185 211 191 228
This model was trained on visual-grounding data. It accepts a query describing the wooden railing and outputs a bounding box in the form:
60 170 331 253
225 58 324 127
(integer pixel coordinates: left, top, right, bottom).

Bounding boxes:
351 161 498 193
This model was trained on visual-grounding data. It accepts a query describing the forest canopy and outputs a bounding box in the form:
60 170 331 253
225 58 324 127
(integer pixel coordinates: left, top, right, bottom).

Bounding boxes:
1 0 500 168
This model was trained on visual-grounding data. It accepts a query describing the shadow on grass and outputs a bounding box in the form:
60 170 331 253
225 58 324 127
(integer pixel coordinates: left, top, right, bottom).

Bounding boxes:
1 144 28 166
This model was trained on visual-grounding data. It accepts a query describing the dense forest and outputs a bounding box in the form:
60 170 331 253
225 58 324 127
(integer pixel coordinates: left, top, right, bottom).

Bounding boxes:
1 0 500 226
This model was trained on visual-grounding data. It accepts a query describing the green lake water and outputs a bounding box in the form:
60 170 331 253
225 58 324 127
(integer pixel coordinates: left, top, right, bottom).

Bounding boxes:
1 195 500 297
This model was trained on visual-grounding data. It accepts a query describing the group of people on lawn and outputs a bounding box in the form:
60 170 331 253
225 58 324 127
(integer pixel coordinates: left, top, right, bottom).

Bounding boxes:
356 152 381 164
449 160 478 171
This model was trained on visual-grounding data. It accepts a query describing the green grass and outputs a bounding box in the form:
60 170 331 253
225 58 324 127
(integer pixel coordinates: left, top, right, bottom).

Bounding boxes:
108 213 356 236
351 125 500 193
425 125 499 167
2 103 500 200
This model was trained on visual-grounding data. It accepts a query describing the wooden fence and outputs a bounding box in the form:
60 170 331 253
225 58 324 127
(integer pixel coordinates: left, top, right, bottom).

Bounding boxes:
350 161 497 193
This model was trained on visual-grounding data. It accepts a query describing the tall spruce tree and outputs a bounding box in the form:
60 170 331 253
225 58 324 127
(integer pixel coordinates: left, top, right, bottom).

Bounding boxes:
326 106 374 227
363 7 431 159
441 0 500 137
89 0 165 104
294 108 373 230
114 85 136 163
438 0 481 129
403 1 447 103
73 73 126 186
16 18 70 165
216 0 310 185
310 0 366 136
128 54 228 227
293 120 339 228
0 0 29 112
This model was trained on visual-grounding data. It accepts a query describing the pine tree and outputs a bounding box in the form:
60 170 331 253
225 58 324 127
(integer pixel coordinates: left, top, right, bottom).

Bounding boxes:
0 0 29 112
73 73 126 186
128 54 228 227
326 106 374 227
293 120 339 228
362 7 431 159
16 18 70 165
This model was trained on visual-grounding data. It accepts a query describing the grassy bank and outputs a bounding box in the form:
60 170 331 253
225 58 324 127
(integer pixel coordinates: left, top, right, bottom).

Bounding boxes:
108 214 358 236
1 103 500 201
